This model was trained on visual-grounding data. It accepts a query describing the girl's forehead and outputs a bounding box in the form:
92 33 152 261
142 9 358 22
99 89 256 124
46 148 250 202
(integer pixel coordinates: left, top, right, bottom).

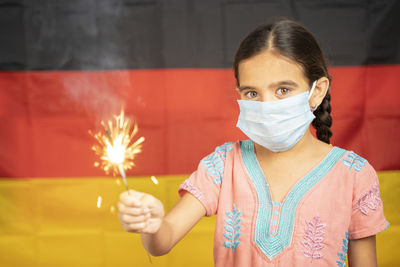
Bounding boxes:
238 50 307 87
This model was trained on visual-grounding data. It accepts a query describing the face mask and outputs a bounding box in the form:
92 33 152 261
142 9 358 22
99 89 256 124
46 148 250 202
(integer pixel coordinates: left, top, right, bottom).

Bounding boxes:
236 81 317 152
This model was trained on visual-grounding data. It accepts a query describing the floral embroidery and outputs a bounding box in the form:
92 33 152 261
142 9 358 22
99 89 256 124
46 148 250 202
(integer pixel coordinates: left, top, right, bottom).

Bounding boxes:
201 142 234 184
179 179 203 200
223 204 242 253
336 231 349 267
301 215 326 262
354 181 382 215
342 152 367 172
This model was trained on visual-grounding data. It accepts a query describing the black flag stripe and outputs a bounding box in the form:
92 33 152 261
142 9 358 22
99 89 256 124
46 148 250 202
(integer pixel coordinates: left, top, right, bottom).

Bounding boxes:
0 0 399 71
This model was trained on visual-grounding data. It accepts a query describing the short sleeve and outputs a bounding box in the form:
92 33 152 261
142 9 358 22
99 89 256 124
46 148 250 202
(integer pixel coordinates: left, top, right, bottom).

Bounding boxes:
178 142 234 217
348 157 389 239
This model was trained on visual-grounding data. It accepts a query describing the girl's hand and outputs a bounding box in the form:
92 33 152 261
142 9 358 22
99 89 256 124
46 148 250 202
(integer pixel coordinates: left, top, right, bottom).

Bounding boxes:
117 190 165 234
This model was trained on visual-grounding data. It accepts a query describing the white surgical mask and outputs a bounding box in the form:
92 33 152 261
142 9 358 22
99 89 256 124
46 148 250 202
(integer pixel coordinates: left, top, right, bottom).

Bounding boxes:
236 81 317 152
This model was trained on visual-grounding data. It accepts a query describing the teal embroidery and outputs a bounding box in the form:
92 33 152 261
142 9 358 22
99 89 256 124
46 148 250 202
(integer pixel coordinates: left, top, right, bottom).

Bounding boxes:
201 142 234 184
272 201 281 206
240 140 346 259
342 152 367 172
336 231 349 267
378 221 390 234
223 204 242 252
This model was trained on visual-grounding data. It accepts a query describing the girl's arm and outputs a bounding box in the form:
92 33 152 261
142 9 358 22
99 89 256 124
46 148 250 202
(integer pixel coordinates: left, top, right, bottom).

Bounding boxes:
141 192 206 256
118 190 206 256
347 235 377 267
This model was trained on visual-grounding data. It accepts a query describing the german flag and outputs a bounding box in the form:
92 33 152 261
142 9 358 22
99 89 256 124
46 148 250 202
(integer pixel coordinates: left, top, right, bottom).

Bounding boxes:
0 1 399 266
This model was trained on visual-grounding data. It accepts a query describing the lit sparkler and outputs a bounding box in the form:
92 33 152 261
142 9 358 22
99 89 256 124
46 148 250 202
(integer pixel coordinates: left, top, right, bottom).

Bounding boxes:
90 110 152 263
90 110 145 192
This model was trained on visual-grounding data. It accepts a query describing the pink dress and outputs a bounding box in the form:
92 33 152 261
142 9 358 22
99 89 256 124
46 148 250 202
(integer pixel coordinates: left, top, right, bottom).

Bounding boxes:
178 140 389 267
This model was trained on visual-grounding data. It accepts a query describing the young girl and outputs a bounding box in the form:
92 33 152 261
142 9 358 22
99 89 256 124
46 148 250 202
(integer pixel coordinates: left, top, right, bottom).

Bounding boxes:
117 18 389 266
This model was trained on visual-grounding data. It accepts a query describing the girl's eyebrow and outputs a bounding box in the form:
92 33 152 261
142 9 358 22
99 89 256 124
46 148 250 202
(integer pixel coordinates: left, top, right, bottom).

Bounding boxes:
270 80 299 88
238 85 257 92
238 80 299 92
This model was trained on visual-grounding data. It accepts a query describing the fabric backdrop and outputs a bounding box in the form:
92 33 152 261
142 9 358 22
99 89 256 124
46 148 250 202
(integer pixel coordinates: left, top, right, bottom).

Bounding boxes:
0 0 399 266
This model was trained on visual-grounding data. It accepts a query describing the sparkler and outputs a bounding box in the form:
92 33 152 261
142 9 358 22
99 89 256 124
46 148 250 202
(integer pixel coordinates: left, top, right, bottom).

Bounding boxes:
90 111 152 263
90 110 145 193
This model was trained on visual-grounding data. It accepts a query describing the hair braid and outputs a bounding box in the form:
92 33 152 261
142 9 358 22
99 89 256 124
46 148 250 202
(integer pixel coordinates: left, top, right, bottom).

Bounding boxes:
311 91 332 144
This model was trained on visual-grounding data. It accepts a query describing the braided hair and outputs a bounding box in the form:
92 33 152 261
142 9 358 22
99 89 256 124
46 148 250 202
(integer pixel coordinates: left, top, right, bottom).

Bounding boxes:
312 89 332 144
233 18 333 144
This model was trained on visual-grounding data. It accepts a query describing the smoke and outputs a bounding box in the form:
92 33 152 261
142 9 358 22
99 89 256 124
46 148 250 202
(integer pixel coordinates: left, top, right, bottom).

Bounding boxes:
63 72 129 124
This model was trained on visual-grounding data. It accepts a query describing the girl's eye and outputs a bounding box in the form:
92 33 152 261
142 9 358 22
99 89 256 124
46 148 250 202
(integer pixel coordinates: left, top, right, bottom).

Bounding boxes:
276 87 291 96
245 91 258 99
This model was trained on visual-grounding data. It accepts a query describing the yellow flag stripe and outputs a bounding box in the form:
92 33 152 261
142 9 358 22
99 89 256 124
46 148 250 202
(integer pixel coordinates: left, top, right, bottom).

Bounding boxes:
0 172 398 266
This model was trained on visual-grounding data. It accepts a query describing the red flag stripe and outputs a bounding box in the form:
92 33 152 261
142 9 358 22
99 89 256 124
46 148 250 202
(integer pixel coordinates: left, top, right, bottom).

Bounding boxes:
0 65 399 178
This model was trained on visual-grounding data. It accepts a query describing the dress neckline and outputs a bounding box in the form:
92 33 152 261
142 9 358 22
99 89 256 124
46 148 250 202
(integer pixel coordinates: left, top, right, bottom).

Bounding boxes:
240 140 346 260
251 141 337 204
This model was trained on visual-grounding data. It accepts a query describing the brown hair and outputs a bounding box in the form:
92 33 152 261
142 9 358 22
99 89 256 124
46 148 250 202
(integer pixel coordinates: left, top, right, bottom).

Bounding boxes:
233 18 332 144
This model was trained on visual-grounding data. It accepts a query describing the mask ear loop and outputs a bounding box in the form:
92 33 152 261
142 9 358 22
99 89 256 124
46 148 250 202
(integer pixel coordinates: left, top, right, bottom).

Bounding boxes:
308 80 318 111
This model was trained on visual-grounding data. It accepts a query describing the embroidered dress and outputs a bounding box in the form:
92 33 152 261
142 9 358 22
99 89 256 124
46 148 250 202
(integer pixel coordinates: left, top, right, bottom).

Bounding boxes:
178 141 389 267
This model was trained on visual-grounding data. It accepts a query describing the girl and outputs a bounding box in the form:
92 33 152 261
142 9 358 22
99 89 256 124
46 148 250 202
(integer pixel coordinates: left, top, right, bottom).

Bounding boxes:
117 18 389 266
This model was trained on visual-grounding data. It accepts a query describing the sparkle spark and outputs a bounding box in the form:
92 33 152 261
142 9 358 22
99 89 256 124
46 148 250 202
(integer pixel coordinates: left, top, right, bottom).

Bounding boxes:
90 110 145 177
